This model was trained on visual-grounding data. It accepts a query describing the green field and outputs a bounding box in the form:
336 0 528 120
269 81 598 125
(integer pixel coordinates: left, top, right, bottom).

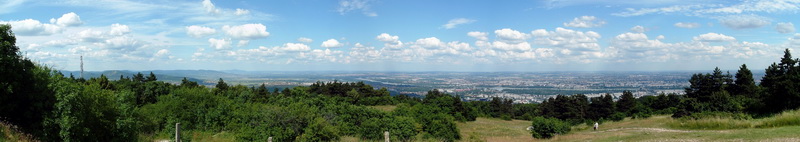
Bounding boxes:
456 115 800 142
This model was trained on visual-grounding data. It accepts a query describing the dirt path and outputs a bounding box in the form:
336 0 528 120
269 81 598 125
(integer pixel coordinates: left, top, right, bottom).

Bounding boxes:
591 127 730 133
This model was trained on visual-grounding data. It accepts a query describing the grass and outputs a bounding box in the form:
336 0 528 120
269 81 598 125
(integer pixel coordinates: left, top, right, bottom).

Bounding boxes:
756 109 800 128
456 117 535 142
665 109 800 130
1 121 36 142
550 115 800 141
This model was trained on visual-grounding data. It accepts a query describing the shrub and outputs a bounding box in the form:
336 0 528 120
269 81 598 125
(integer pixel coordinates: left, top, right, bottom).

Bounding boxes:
530 117 571 139
609 112 626 121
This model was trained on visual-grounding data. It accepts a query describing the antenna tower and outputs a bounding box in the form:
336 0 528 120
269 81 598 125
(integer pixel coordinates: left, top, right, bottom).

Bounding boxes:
80 56 84 79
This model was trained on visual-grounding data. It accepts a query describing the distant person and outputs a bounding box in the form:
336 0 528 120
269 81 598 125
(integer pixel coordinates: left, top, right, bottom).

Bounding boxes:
593 122 599 131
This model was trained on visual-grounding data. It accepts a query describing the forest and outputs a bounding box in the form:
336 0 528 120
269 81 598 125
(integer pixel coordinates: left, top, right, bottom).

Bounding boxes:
3 23 800 141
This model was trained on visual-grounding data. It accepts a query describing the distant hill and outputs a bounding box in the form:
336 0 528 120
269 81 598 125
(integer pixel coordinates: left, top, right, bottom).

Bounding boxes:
60 70 210 85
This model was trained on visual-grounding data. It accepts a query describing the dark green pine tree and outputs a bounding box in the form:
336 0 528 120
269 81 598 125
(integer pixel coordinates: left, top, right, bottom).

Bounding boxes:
216 78 229 90
731 64 757 97
145 72 157 82
617 91 636 115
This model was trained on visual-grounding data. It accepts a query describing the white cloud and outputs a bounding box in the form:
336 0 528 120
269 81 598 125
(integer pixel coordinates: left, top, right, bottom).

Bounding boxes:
693 33 736 42
154 49 169 56
613 1 800 17
186 25 216 38
494 28 528 43
719 15 770 29
467 31 488 41
321 39 344 48
491 41 531 51
202 0 220 14
235 8 250 16
376 33 403 48
279 43 311 52
441 18 476 29
564 16 606 28
297 37 313 43
237 40 249 47
109 23 130 36
3 19 62 36
51 12 83 27
337 0 377 17
414 37 443 49
222 23 270 39
530 27 602 51
208 38 232 50
674 22 701 28
630 25 645 33
776 22 796 34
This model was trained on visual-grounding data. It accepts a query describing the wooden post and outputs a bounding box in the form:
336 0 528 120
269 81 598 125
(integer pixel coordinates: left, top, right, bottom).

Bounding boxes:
384 131 390 142
175 123 181 142
268 137 272 142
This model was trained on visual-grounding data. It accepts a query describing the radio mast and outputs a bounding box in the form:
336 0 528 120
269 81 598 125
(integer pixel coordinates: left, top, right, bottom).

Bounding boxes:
80 56 84 79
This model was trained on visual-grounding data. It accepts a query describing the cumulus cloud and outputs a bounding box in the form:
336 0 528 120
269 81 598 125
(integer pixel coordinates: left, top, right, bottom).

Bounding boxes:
208 38 232 50
321 39 344 48
613 0 800 17
237 40 249 47
414 37 443 49
3 19 62 36
235 8 250 16
222 23 270 39
491 41 531 51
719 15 770 29
50 12 83 27
279 43 311 52
297 37 313 43
154 49 169 56
202 0 220 14
109 23 130 36
564 16 606 28
495 28 528 43
674 22 701 28
337 0 377 17
376 33 402 48
776 22 795 34
441 18 476 29
693 33 736 42
630 25 645 33
467 31 488 41
186 25 216 38
530 27 602 51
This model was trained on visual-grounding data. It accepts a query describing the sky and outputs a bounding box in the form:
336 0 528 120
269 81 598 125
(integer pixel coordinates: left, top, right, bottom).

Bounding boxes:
2 0 800 72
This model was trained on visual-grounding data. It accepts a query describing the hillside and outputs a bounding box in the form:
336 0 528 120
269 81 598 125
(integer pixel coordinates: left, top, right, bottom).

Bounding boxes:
455 115 800 142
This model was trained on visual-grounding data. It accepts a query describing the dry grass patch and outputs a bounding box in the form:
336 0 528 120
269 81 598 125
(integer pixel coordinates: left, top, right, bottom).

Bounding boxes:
456 117 535 142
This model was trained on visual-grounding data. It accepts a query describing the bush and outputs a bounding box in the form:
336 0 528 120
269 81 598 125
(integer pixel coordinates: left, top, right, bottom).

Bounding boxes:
530 117 571 139
500 114 512 121
609 112 626 121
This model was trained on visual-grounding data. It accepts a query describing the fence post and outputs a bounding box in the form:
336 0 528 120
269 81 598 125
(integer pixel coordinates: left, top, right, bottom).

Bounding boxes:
384 131 390 142
175 123 181 142
268 137 273 142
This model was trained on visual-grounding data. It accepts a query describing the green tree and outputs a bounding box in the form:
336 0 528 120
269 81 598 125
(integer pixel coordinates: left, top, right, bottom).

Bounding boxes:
617 91 636 115
0 24 57 139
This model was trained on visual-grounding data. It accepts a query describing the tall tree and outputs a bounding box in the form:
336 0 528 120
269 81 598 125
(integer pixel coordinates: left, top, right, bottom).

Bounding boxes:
731 64 758 97
0 24 57 139
145 72 157 82
617 91 636 115
216 78 229 91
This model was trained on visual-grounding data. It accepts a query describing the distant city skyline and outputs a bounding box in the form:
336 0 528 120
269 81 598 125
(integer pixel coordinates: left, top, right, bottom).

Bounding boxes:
2 0 799 71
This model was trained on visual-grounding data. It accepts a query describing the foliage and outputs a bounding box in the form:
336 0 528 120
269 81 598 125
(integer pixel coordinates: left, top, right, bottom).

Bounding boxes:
529 116 571 139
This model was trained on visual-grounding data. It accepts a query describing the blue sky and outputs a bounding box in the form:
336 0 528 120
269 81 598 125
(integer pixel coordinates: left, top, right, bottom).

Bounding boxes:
2 0 800 72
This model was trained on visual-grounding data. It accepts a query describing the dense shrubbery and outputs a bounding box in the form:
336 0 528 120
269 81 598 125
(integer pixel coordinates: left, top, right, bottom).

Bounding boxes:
529 116 571 139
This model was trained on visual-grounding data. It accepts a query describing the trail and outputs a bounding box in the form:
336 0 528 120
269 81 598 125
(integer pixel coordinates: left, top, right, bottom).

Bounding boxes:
591 127 730 133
